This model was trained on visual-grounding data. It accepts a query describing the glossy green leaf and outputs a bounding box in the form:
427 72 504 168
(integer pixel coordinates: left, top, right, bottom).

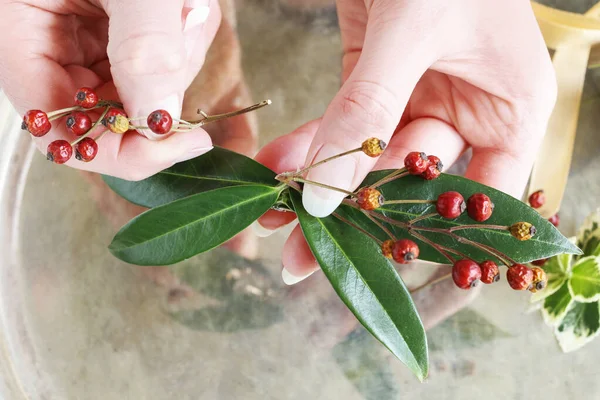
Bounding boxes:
103 147 277 208
555 301 600 353
530 255 569 303
110 185 281 265
569 256 600 303
292 191 428 381
542 283 573 326
336 172 581 264
576 209 600 258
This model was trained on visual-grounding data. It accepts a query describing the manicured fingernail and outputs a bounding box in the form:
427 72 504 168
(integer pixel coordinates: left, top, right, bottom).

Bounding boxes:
251 221 276 238
174 146 213 164
302 144 357 218
138 94 182 141
281 266 315 285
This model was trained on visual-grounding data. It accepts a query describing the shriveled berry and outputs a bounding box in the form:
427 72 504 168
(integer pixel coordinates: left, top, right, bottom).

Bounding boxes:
404 152 429 175
529 267 548 293
421 155 443 180
102 108 129 134
480 260 500 284
66 111 92 136
467 193 494 222
452 260 482 289
46 140 73 164
531 259 547 267
436 191 466 219
529 190 545 209
75 137 98 162
356 187 384 210
381 240 394 259
510 222 536 241
392 239 419 264
22 110 51 137
74 87 99 109
361 137 386 157
147 109 173 135
506 264 534 290
548 214 560 227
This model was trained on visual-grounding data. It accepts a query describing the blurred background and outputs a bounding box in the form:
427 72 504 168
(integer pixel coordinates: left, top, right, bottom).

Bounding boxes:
1 0 600 398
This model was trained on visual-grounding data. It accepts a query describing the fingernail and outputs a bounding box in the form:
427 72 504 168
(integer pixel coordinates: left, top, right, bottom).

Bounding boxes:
184 1 211 58
138 94 182 141
282 266 316 285
302 144 357 218
174 146 213 164
251 221 276 238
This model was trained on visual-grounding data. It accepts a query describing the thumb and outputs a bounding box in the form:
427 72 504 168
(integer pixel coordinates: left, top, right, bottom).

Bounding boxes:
105 0 211 139
302 3 438 217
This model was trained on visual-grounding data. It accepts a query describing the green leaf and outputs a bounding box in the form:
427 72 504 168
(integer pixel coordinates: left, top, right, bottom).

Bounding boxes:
576 209 600 258
530 255 569 303
542 283 573 326
109 185 281 265
291 191 428 381
338 172 581 264
555 301 600 352
103 147 277 208
569 256 600 303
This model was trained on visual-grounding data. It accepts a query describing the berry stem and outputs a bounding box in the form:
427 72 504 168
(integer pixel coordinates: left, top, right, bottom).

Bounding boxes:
333 212 383 245
449 224 509 232
369 169 408 189
70 107 110 146
295 148 363 176
362 210 397 241
409 230 456 264
408 212 438 225
292 177 354 196
189 100 272 126
409 273 452 294
384 199 435 206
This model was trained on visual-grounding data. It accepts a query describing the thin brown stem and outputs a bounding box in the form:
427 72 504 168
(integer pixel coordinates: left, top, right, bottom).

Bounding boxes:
293 177 354 196
410 273 452 294
408 212 438 225
369 169 408 189
70 107 110 146
409 231 456 264
189 100 271 126
368 210 409 229
385 199 435 206
333 212 383 245
362 210 397 241
449 224 509 232
47 106 81 119
296 148 362 176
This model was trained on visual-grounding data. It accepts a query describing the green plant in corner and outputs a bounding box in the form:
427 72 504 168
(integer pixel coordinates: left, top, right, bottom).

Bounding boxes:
102 141 581 381
530 209 600 352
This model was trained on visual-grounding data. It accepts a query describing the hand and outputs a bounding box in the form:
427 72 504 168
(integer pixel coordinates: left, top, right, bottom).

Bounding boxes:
0 0 221 180
255 0 556 283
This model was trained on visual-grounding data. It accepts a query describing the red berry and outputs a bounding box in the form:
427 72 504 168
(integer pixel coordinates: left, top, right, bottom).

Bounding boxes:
548 214 560 227
404 152 430 175
147 109 173 135
102 108 130 134
391 239 419 264
74 87 99 109
528 190 545 209
506 264 534 291
436 191 466 219
356 187 384 210
479 260 500 284
531 259 547 267
66 111 92 136
467 193 494 222
22 110 51 137
421 155 443 180
75 137 98 162
46 140 73 164
452 260 482 289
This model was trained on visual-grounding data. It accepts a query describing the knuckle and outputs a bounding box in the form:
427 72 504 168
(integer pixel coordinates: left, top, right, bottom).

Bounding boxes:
336 81 399 136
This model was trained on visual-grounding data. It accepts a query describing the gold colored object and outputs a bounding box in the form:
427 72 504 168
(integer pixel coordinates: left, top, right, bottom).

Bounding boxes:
361 137 387 158
529 2 600 218
381 239 394 259
108 115 130 134
529 267 548 293
510 222 536 241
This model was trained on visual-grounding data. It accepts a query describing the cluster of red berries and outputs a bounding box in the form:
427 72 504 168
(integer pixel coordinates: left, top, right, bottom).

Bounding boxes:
404 152 443 180
21 87 178 165
436 191 495 222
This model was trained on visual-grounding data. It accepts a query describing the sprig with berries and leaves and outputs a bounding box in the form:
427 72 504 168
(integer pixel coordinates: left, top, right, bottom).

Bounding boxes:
95 138 581 381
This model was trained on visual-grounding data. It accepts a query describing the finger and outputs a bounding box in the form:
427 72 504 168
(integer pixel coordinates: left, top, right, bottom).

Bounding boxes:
302 2 440 217
281 225 319 285
374 117 467 171
105 0 216 140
